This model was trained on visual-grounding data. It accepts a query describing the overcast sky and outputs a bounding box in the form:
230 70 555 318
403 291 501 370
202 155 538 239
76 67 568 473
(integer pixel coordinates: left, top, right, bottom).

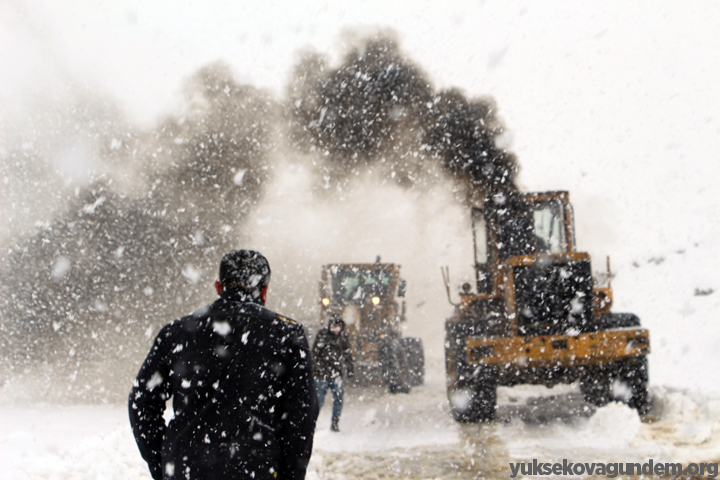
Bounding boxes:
2 0 719 259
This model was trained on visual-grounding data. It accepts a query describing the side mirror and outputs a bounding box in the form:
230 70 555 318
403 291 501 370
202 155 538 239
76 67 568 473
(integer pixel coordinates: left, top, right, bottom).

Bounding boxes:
397 279 407 298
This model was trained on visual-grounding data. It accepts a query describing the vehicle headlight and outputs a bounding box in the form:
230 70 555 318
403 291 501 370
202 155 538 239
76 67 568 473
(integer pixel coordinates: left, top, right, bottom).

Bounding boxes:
371 296 380 305
322 298 330 306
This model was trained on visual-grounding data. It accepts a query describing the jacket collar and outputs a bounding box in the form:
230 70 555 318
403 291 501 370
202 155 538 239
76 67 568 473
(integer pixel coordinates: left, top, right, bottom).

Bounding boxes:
217 289 265 307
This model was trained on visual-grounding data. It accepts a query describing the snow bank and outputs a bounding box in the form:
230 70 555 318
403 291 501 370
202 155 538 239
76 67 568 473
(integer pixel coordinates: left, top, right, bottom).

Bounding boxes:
3 377 720 480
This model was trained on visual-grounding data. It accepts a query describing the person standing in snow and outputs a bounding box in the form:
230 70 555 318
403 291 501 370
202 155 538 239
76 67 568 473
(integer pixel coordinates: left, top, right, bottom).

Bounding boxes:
311 315 354 432
129 249 318 480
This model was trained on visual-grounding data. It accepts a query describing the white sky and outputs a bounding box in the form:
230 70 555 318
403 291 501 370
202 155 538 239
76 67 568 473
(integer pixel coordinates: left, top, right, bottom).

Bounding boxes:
3 1 719 188
4 0 717 255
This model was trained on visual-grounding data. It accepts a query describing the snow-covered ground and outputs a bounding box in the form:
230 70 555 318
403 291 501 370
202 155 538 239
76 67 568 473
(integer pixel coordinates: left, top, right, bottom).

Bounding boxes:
3 369 720 480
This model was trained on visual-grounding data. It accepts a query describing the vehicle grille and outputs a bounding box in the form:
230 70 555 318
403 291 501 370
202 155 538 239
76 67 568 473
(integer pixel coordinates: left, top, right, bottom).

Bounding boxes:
513 258 594 336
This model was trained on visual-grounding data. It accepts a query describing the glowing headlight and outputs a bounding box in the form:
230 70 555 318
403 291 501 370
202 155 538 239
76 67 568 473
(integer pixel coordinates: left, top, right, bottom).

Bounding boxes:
371 296 380 305
321 298 330 306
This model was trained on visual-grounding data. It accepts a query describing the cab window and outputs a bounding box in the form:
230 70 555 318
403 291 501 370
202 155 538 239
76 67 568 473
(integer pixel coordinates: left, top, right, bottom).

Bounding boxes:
472 208 488 265
532 200 567 254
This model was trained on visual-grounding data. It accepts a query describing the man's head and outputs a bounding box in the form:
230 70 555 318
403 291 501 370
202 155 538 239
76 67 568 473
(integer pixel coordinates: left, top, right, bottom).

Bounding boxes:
215 250 271 302
329 315 345 335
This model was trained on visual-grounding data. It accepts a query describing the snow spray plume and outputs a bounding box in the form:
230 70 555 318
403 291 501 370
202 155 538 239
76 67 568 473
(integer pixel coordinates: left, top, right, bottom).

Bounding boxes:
0 62 277 402
0 87 138 245
142 62 276 229
287 32 518 201
427 90 518 199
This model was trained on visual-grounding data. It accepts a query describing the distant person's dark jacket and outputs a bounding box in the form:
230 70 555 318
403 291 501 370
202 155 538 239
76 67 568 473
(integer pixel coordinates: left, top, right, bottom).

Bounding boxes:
129 290 318 480
311 328 354 381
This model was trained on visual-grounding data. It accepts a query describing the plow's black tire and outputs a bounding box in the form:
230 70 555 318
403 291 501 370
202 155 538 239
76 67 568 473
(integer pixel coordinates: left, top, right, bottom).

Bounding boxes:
401 337 425 386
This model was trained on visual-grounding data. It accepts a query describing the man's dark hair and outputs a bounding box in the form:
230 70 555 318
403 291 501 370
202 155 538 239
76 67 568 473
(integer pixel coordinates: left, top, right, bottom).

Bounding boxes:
219 250 271 293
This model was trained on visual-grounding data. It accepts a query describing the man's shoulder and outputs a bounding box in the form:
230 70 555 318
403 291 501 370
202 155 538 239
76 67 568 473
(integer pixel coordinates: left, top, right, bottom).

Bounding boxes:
155 304 214 338
176 304 214 325
244 303 305 333
266 309 300 327
167 299 305 338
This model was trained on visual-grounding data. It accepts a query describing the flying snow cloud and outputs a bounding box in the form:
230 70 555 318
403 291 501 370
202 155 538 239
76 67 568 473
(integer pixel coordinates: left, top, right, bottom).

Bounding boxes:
0 31 517 402
287 33 518 201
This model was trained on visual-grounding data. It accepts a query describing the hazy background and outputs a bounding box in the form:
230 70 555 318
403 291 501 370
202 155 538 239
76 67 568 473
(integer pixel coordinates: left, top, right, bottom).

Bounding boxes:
1 0 719 401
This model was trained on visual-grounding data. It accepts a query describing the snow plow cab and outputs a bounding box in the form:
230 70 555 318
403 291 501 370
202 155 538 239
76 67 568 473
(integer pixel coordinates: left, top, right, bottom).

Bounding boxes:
444 191 650 422
319 260 424 392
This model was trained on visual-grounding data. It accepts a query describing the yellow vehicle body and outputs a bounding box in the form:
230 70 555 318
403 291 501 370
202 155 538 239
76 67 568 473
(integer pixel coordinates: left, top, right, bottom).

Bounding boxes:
444 191 651 422
464 329 650 367
319 261 424 390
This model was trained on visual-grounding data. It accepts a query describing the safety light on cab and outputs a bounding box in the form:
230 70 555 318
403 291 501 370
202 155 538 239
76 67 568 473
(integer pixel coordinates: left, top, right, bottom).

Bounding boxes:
371 296 381 305
321 298 330 306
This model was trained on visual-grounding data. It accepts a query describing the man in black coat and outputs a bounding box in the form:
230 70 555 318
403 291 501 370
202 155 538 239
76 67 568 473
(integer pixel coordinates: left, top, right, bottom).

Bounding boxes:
129 250 318 480
311 315 354 432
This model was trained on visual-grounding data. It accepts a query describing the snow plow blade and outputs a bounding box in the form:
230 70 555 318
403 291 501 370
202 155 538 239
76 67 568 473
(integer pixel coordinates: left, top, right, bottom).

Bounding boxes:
465 328 650 367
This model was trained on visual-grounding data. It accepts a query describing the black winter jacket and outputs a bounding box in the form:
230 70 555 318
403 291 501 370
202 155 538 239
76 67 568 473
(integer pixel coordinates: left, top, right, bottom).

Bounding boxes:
311 328 354 381
129 290 318 480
